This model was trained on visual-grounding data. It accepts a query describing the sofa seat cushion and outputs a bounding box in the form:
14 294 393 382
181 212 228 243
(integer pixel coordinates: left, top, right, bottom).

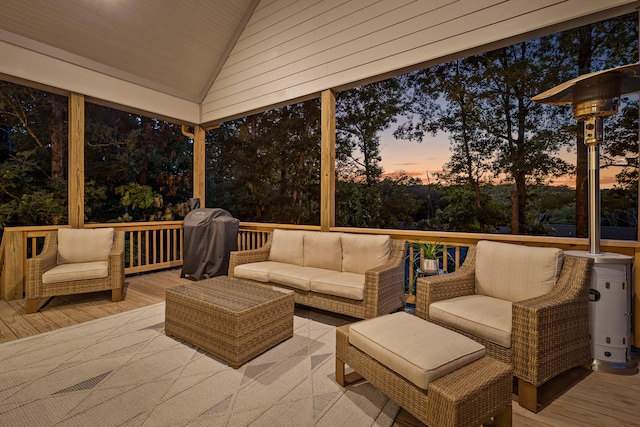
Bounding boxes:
429 294 513 348
269 266 335 291
42 261 109 284
310 272 364 300
475 240 563 302
234 261 292 282
349 312 485 390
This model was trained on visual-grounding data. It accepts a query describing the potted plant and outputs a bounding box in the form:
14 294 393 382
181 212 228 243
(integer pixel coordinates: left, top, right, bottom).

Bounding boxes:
410 241 451 275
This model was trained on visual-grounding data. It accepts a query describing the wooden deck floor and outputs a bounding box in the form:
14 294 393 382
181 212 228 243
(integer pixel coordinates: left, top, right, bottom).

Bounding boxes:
1 269 639 426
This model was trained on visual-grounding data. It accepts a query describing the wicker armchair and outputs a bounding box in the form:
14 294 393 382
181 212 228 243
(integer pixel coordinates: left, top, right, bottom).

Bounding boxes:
416 241 593 413
25 228 125 313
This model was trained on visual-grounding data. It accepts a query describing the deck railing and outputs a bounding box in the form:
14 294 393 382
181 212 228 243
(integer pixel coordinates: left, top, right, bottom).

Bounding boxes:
1 221 639 343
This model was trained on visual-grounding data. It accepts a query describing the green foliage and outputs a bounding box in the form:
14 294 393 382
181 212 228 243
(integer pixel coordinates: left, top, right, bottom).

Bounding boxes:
409 241 452 261
0 82 69 231
84 104 193 223
432 185 508 233
206 100 322 224
602 182 638 228
116 183 162 210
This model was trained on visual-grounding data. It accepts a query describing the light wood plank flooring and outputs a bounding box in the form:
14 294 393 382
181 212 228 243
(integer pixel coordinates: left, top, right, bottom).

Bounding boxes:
1 269 638 426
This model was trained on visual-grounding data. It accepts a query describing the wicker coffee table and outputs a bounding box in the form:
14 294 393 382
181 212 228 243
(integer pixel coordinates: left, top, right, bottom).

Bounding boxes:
165 276 294 368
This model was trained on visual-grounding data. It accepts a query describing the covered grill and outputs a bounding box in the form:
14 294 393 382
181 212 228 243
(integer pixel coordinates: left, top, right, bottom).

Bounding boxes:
181 208 239 280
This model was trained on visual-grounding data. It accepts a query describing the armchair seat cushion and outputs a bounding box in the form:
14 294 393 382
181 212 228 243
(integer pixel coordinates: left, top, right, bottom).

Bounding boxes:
430 294 513 348
349 312 485 390
42 261 109 284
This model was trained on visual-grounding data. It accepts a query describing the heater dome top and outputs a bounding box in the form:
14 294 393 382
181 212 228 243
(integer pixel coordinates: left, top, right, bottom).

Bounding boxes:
531 62 640 105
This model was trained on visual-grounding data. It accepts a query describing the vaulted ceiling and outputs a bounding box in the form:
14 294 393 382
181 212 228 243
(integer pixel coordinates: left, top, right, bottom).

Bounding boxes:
1 0 637 125
0 0 258 103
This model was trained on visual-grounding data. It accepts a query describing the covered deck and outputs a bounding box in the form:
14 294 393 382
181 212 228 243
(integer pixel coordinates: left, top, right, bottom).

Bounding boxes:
0 267 638 426
2 1 640 425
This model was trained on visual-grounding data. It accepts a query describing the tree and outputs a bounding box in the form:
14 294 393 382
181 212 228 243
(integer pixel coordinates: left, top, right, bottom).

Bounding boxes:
337 78 410 186
83 103 193 222
207 100 321 224
401 38 574 234
0 82 68 230
335 77 412 228
475 40 576 233
602 101 638 189
432 184 508 232
398 60 495 231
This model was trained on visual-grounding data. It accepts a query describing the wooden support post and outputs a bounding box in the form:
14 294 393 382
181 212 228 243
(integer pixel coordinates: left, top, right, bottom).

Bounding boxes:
182 124 207 207
634 248 640 346
320 89 336 232
193 125 206 207
0 230 25 300
68 93 85 228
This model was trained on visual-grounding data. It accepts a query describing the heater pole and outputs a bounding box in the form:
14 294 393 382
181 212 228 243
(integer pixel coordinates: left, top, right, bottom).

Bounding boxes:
584 117 603 255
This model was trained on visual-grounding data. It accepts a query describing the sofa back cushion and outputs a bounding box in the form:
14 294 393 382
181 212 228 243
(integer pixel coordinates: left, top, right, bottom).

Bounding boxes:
475 240 564 302
268 229 305 266
303 232 343 270
341 234 391 274
57 228 115 264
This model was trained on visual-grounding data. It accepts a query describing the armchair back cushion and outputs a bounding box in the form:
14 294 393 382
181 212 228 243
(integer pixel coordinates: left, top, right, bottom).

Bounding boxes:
341 234 390 274
57 228 115 264
268 229 305 265
475 240 564 302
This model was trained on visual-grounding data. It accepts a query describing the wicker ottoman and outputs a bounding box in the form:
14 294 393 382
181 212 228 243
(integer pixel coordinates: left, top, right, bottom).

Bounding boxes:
336 312 512 427
165 276 294 368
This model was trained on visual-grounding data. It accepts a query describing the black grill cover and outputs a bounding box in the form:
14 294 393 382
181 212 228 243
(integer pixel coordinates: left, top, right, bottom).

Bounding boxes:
181 208 239 280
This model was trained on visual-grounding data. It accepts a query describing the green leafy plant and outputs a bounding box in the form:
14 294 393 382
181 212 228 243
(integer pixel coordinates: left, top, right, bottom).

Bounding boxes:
410 241 452 261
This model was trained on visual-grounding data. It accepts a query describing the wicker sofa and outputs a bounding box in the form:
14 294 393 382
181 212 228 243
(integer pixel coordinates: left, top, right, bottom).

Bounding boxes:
416 240 594 413
228 229 407 319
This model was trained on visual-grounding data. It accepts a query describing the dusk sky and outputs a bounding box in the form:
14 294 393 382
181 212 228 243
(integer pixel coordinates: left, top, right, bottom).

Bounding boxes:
378 128 625 189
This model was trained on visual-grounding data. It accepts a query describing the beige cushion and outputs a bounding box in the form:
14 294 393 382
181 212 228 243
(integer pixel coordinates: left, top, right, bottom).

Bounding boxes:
234 261 290 282
42 261 109 284
269 266 333 291
430 295 513 348
303 232 342 271
310 272 364 300
268 229 305 266
341 234 390 274
475 240 564 302
57 228 114 264
349 312 485 390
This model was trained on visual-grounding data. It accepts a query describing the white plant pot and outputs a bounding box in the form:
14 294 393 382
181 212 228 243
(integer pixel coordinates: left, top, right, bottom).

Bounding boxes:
420 258 439 275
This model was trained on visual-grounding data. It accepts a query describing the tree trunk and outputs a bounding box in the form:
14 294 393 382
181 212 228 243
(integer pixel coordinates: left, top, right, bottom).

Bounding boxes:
576 131 588 237
510 187 519 234
575 25 592 238
517 173 527 233
50 95 65 179
472 180 485 233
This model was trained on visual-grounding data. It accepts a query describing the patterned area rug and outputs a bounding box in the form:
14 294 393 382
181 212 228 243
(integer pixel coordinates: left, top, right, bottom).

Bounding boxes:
0 303 399 426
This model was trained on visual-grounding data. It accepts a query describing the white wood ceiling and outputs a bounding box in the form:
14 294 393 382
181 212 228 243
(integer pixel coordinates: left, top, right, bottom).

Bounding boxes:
0 0 258 102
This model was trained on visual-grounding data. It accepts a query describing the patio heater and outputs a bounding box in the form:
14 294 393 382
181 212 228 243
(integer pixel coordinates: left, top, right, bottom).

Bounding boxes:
532 63 639 375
